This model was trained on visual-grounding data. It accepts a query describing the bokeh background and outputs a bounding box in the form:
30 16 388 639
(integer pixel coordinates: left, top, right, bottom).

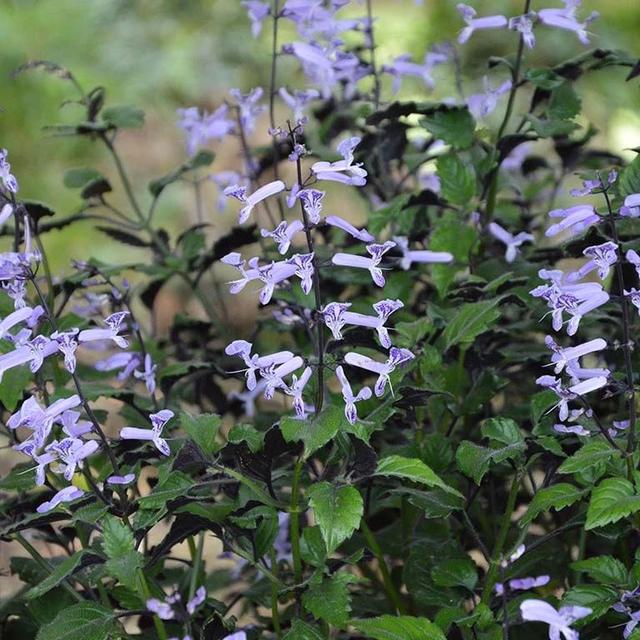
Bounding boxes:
1 0 639 277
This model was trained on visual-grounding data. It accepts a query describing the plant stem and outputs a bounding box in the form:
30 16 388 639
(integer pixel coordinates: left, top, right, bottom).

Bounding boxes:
269 0 286 222
188 531 205 603
290 458 304 588
481 472 521 604
269 548 282 639
360 520 407 614
138 569 168 640
365 0 380 111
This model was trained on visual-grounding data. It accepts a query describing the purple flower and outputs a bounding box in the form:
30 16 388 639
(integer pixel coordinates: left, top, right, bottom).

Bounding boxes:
336 365 372 424
176 105 235 157
467 77 512 120
544 336 607 375
51 329 79 373
208 171 245 212
509 13 536 48
260 356 304 400
284 366 313 418
536 375 607 422
554 423 590 436
298 189 325 224
95 352 141 381
520 599 591 639
261 220 304 254
287 253 315 295
626 249 640 279
0 149 19 194
78 311 129 348
278 87 320 121
107 473 136 486
457 4 508 43
225 340 294 391
222 633 247 640
311 137 367 186
566 241 617 283
344 347 414 397
538 2 598 45
625 288 640 316
242 1 270 37
134 353 158 394
256 260 298 304
0 305 42 340
60 410 92 438
225 180 285 224
546 205 599 238
36 485 84 513
332 241 396 287
120 409 174 457
488 223 533 263
381 48 448 94
393 236 453 271
186 586 206 615
285 42 336 99
147 597 175 620
495 575 550 595
45 437 99 481
325 215 374 242
623 611 640 639
0 203 13 225
621 193 640 218
229 87 266 135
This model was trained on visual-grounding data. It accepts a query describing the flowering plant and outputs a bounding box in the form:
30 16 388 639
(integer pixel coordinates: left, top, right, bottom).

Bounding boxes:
1 1 640 639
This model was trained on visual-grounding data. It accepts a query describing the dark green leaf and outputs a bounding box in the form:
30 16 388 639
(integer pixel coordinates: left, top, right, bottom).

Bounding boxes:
102 105 145 129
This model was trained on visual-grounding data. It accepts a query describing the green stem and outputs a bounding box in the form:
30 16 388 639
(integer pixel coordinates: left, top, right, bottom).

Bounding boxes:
481 472 521 604
290 458 304 587
138 569 168 640
269 549 282 639
188 532 205 602
360 520 407 614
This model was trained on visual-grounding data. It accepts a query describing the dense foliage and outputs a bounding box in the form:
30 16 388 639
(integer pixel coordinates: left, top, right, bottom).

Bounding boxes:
2 1 640 639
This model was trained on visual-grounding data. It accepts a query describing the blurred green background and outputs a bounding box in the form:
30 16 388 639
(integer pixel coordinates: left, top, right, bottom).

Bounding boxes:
0 0 639 275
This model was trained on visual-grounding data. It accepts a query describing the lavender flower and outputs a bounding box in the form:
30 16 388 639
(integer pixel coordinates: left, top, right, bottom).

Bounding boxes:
467 78 512 120
134 353 157 394
95 352 141 381
393 236 453 271
228 379 267 418
261 220 304 255
285 42 336 99
336 365 371 424
0 202 13 225
176 105 235 157
186 586 206 614
0 305 42 340
229 87 266 134
311 137 367 186
261 356 304 400
284 366 313 418
209 171 245 212
381 49 448 94
546 205 599 238
620 193 640 218
344 347 415 397
457 4 508 44
0 149 19 193
225 180 286 224
625 288 640 315
36 485 84 514
242 1 270 37
78 311 129 348
332 241 396 287
536 375 607 422
225 340 294 391
538 2 598 45
554 423 590 436
325 216 374 242
520 599 591 639
298 189 325 224
626 249 640 279
278 87 320 121
60 410 92 438
287 253 315 295
45 437 99 481
566 242 617 282
495 575 550 595
147 597 175 620
509 13 536 49
257 260 298 304
544 336 607 374
51 329 79 373
107 473 136 485
488 223 533 263
120 409 175 457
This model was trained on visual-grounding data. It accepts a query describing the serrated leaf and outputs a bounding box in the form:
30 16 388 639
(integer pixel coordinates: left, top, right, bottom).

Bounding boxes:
351 615 446 640
375 454 461 496
525 115 579 137
562 584 619 620
102 514 134 558
35 603 117 640
307 482 363 554
481 417 524 447
281 405 345 457
520 483 586 526
585 477 640 530
301 525 327 567
442 299 501 351
302 572 355 627
138 471 194 510
63 168 103 189
436 154 476 206
558 439 619 475
525 68 565 89
618 154 640 199
422 106 476 150
227 423 264 453
431 558 477 590
549 82 581 120
283 620 325 640
456 440 524 485
102 105 144 129
26 551 89 599
180 412 221 455
571 555 628 586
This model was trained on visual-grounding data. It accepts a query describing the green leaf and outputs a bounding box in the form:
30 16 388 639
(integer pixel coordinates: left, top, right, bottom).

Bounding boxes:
525 68 565 89
180 412 221 455
618 154 640 199
520 483 586 526
26 551 90 599
63 168 103 189
351 615 446 640
302 572 355 627
102 514 135 558
481 418 524 447
456 440 524 485
375 454 461 496
148 149 215 196
307 482 363 554
283 620 325 640
35 603 117 640
301 525 327 567
138 471 194 510
442 299 502 351
281 405 345 457
0 462 36 491
558 439 619 475
0 340 32 411
431 558 477 591
571 555 628 586
549 82 581 120
399 487 464 519
422 106 476 150
562 584 619 620
436 154 476 206
102 105 145 129
105 551 142 591
228 423 264 453
525 115 579 137
585 477 640 530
